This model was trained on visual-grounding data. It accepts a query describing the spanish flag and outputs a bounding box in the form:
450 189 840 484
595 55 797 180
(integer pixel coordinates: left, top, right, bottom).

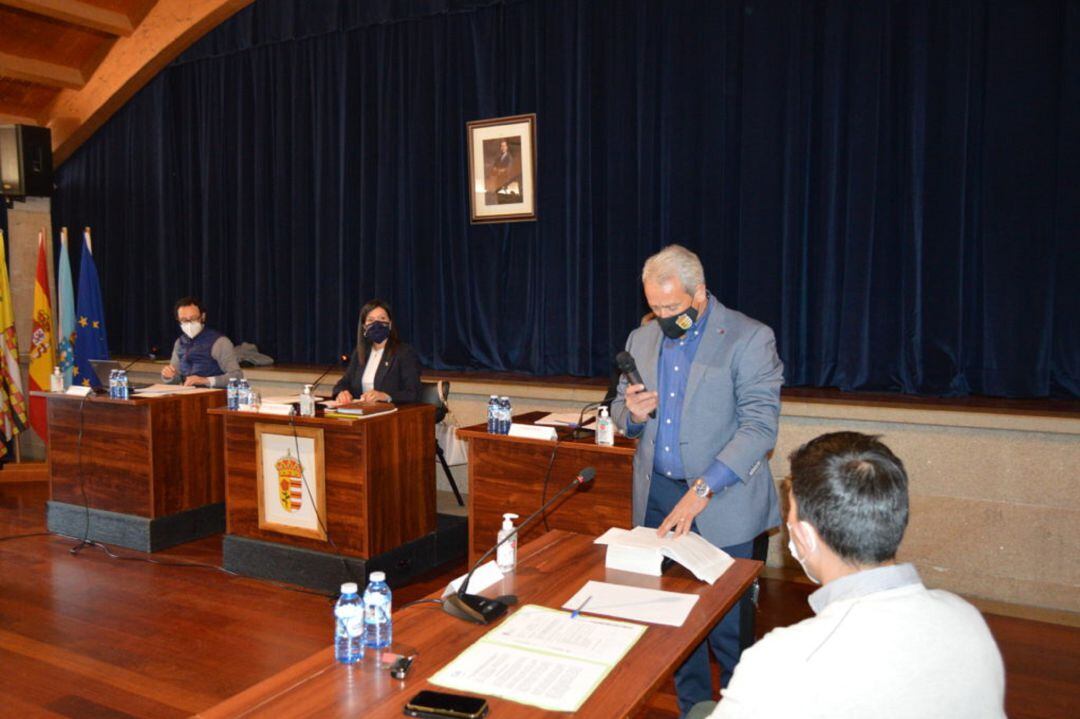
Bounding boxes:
0 229 28 458
29 229 56 443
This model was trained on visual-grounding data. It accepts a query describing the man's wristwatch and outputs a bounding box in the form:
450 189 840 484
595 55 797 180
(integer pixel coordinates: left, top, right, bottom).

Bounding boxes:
691 478 713 499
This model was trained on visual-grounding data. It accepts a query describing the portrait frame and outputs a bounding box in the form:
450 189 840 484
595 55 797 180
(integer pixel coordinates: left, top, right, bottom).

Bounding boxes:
467 113 537 223
254 423 327 542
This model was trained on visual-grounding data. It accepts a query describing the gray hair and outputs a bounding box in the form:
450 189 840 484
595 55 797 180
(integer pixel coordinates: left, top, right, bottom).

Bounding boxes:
642 244 705 293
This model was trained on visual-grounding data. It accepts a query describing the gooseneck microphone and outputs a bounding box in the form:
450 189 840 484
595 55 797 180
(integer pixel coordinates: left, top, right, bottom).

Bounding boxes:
615 351 656 419
309 353 350 397
442 467 597 625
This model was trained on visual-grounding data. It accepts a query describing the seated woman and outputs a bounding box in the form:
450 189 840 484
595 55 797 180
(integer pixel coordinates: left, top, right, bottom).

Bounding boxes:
332 299 421 404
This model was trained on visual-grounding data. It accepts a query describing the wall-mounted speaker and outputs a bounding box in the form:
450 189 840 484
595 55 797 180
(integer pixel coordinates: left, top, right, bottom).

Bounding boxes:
0 124 53 197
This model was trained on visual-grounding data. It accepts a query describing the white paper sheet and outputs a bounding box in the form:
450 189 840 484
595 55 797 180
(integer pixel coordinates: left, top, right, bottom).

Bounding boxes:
594 526 734 584
561 579 700 627
533 411 596 428
442 560 505 598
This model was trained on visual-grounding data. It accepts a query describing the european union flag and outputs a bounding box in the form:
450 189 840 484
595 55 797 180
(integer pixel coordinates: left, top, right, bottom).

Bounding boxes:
74 229 109 387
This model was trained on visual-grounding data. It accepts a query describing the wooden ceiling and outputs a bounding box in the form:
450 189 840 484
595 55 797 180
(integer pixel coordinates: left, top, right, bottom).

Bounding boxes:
0 0 252 165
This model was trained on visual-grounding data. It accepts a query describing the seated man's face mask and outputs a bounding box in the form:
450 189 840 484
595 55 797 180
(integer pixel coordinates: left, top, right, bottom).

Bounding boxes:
787 521 822 585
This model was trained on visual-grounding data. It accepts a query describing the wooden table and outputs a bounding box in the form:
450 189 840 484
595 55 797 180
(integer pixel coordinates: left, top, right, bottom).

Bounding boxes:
457 411 637 563
212 404 441 590
36 389 226 552
198 530 762 719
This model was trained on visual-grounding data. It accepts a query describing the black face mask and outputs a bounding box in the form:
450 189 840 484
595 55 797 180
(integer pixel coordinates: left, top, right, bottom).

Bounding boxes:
364 321 391 344
657 305 698 339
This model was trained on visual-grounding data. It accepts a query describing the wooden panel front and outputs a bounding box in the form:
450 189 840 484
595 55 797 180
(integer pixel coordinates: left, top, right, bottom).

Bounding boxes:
44 390 226 519
151 391 227 516
461 413 636 564
219 404 435 558
365 404 436 555
198 531 763 719
47 395 153 516
221 413 371 557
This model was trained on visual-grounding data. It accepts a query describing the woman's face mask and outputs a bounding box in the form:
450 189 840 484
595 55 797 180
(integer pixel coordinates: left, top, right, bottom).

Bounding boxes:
364 320 391 344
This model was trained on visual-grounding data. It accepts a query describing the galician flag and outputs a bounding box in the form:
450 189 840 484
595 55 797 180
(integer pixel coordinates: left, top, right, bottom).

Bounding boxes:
29 229 56 442
74 228 109 387
56 227 76 386
0 229 28 457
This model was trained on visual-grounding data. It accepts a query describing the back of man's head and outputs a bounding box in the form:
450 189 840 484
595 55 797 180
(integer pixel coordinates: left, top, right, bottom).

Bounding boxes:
789 432 909 565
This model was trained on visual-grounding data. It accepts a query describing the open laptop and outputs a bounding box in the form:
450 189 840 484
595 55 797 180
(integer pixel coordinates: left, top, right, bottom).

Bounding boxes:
89 359 152 391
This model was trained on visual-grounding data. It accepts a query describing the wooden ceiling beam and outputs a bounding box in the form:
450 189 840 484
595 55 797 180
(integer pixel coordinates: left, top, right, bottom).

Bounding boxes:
45 0 254 165
0 51 84 90
0 0 135 36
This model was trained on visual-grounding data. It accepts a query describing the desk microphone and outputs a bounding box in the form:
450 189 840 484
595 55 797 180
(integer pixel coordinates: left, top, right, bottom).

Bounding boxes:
309 353 349 397
442 467 596 625
615 351 656 419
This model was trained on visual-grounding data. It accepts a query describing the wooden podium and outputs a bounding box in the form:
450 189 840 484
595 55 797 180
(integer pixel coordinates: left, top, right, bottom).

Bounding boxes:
38 389 227 552
457 411 637 563
212 404 456 591
199 530 763 719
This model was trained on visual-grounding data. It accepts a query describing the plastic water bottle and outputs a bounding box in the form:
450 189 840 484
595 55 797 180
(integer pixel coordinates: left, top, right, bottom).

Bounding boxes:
486 394 499 434
334 582 364 664
227 378 239 410
50 366 64 392
238 379 251 410
117 370 130 400
363 571 392 649
108 369 118 398
499 396 512 434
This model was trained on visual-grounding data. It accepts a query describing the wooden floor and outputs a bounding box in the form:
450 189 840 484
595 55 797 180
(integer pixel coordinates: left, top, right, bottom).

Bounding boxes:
2 477 1077 718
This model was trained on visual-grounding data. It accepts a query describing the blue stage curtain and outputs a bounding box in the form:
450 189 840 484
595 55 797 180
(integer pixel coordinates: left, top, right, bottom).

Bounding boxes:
51 0 1079 397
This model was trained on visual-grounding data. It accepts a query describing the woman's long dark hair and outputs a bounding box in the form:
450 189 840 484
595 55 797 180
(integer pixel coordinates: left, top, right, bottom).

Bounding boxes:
354 298 400 364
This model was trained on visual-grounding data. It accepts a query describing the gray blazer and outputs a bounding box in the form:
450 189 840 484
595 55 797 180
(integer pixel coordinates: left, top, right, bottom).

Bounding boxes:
610 296 784 547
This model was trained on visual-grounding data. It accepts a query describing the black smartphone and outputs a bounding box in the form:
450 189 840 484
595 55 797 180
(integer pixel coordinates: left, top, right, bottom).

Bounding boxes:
403 690 490 719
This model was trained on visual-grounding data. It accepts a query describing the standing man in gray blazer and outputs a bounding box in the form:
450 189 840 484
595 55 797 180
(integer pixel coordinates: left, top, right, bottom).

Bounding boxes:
610 244 784 716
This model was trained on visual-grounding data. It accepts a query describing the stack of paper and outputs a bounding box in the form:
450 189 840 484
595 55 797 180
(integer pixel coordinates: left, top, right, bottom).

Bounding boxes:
595 526 734 584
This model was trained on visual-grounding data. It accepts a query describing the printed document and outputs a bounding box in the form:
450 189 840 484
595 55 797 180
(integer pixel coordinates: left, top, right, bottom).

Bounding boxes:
429 604 644 712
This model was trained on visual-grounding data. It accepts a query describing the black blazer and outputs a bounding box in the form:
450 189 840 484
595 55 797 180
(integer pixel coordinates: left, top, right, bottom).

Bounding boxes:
331 342 422 403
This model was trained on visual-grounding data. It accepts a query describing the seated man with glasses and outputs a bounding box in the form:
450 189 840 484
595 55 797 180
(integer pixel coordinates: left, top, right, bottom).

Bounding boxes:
161 296 243 388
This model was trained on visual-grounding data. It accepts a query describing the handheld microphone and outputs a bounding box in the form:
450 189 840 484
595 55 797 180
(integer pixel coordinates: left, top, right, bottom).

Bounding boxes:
310 353 350 397
443 467 597 625
615 351 656 419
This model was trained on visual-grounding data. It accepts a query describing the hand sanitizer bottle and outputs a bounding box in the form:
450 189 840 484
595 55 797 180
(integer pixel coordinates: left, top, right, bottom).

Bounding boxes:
596 406 615 446
299 384 316 417
496 513 520 574
50 366 65 392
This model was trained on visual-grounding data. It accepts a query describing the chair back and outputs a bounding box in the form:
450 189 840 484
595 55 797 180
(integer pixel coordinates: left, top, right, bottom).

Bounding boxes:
418 380 450 424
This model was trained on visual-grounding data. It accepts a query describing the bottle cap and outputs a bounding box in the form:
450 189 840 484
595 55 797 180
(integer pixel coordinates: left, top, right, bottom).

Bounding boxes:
303 384 313 392
341 582 358 594
369 571 385 582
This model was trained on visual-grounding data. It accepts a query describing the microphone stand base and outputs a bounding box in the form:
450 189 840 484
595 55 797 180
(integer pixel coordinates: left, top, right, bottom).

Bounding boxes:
442 593 509 625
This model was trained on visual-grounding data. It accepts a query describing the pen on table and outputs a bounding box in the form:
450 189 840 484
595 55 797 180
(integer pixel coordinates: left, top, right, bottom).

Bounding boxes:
570 595 592 619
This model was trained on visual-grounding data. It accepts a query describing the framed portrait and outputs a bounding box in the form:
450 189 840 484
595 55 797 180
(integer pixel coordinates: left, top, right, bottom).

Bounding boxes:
467 113 537 223
255 423 327 541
